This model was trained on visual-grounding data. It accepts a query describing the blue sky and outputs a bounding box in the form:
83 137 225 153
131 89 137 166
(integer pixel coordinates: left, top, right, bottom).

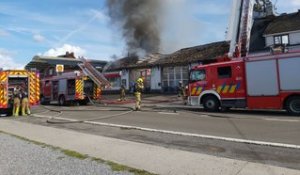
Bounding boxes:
0 0 299 69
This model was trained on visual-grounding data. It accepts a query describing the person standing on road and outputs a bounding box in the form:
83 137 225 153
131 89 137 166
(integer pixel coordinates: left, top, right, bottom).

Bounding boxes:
21 89 30 116
13 86 22 117
178 81 186 104
134 77 144 111
119 84 126 101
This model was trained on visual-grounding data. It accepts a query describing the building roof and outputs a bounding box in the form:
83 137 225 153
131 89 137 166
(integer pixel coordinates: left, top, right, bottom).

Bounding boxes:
249 17 274 52
249 11 300 53
156 41 229 66
106 41 229 70
25 55 107 72
104 56 139 71
264 11 300 35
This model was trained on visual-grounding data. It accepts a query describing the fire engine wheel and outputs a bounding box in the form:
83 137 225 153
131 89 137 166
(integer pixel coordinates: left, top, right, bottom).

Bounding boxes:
203 96 220 112
58 95 66 106
286 96 300 116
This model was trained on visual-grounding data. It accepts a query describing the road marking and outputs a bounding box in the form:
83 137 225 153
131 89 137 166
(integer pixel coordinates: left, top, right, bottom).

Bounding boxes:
263 118 299 122
158 112 179 115
31 114 300 150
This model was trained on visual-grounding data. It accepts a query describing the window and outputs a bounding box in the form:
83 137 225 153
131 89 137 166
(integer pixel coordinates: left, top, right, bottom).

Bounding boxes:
162 66 189 91
107 77 121 88
190 69 206 81
218 66 232 79
49 69 53 76
67 79 75 95
45 80 50 86
274 35 289 45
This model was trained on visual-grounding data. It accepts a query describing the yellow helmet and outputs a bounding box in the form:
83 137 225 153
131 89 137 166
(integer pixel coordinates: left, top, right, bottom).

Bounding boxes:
137 78 143 83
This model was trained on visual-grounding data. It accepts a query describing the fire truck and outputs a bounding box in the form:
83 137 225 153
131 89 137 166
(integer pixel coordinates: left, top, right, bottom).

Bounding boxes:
40 58 109 106
187 51 300 115
0 70 40 115
186 0 300 115
40 71 101 105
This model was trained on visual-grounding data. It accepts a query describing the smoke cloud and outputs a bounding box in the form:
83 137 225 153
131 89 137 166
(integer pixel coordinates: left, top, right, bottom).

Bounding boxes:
106 0 161 57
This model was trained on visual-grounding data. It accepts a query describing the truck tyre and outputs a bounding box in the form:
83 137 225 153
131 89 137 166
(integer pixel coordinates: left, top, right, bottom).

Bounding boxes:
286 96 300 116
203 96 220 112
0 109 6 117
79 99 88 106
58 95 66 106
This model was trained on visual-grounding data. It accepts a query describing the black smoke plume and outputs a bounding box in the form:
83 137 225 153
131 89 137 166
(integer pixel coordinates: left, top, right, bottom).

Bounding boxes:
106 0 161 57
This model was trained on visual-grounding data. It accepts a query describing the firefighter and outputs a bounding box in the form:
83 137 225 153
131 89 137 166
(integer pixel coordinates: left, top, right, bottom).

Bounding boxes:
134 77 144 111
119 84 126 101
21 89 30 116
178 81 186 104
12 86 21 117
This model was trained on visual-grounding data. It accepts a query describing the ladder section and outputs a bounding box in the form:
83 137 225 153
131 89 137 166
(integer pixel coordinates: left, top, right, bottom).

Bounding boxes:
77 58 110 88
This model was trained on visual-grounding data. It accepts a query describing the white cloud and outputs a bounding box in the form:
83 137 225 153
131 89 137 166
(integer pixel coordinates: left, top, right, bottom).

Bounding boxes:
43 44 86 57
0 49 23 69
33 34 45 42
292 0 300 6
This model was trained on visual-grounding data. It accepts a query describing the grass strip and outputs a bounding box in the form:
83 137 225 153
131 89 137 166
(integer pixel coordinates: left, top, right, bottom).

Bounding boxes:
0 130 156 175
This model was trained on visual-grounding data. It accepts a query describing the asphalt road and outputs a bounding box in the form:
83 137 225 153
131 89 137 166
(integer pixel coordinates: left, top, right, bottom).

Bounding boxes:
3 104 300 170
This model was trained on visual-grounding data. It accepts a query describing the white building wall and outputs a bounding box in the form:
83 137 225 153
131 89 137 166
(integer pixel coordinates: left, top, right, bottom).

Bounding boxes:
150 67 161 90
289 32 300 45
121 69 129 89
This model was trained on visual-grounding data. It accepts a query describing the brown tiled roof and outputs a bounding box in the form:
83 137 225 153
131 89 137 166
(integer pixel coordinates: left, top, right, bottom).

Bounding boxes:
106 56 139 71
107 41 229 70
264 11 300 35
156 41 229 66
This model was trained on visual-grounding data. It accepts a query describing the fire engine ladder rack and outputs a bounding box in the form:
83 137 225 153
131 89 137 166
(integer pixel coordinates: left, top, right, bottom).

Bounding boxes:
77 57 110 88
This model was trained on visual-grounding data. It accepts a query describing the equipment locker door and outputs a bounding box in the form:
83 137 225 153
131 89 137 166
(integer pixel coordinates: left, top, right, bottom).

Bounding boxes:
245 59 281 109
52 81 59 101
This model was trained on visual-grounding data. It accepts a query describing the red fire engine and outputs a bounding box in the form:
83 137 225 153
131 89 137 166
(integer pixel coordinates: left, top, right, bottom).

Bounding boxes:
41 71 101 105
187 51 300 115
40 58 110 106
0 70 40 115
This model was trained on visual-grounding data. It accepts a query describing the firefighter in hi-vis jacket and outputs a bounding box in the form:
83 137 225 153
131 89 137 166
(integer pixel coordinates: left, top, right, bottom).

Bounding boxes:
134 77 144 111
13 86 21 117
21 89 30 116
178 81 187 104
119 84 126 101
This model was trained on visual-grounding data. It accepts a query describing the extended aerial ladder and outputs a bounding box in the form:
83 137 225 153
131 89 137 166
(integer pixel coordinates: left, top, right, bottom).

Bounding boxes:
77 57 111 88
227 0 274 58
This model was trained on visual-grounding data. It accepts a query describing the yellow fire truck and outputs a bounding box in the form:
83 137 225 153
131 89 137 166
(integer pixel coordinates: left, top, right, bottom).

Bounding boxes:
0 70 40 116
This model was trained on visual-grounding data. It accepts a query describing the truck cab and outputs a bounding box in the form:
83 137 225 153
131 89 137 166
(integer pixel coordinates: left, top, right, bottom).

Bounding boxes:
188 60 246 111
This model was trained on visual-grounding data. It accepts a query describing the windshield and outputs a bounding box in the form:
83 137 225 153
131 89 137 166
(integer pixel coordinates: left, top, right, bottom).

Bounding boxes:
190 69 206 82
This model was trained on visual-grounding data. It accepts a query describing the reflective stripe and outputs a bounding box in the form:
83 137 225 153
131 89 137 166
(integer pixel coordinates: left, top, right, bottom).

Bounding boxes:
75 79 84 99
0 72 8 108
217 86 222 93
222 85 230 93
93 85 101 99
196 87 203 95
8 71 28 76
191 87 197 95
29 73 35 105
229 85 237 93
